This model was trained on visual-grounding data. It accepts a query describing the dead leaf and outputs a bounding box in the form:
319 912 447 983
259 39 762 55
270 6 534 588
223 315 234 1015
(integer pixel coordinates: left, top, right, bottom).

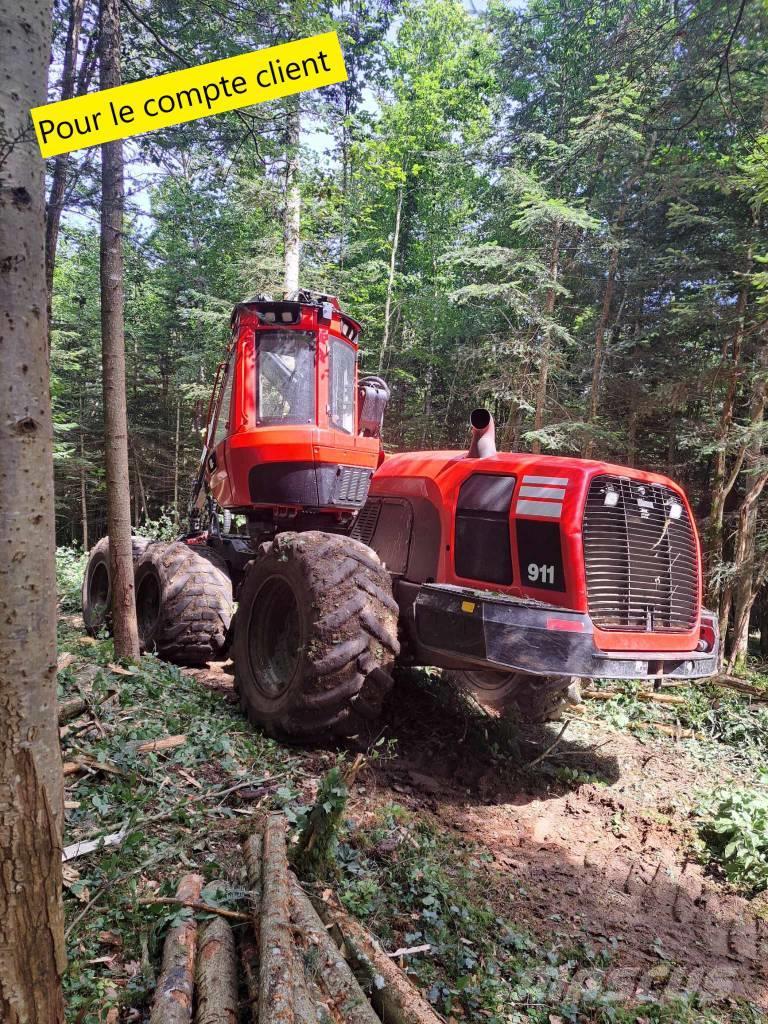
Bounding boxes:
77 637 97 646
57 652 76 671
98 931 123 949
62 864 80 886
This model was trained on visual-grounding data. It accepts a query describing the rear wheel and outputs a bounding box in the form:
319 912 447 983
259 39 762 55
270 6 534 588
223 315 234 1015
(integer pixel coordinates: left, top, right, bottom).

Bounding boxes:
82 535 150 635
134 542 233 665
234 531 399 741
446 669 581 723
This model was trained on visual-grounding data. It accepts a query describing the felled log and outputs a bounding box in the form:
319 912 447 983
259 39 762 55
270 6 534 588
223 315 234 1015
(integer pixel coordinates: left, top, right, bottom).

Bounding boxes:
259 814 304 1024
241 833 263 1024
581 689 688 707
239 928 260 1024
712 675 768 701
195 914 238 1024
150 873 204 1024
136 734 187 754
314 892 442 1024
58 696 89 724
289 877 380 1024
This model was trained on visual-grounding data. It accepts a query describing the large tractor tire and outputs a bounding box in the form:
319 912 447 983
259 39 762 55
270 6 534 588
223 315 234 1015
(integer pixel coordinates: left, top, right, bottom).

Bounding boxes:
82 535 150 635
446 669 581 723
134 541 233 665
233 531 399 742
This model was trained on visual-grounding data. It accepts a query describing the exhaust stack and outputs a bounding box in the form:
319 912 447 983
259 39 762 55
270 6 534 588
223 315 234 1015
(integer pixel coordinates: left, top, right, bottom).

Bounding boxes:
467 408 496 459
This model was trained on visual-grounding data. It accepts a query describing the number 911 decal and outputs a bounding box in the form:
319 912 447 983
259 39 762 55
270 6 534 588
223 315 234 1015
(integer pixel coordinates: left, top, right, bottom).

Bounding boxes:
515 519 566 592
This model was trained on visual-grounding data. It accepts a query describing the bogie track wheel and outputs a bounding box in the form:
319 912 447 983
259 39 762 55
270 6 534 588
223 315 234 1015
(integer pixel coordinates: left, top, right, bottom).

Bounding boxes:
234 531 399 742
82 535 150 635
134 541 233 665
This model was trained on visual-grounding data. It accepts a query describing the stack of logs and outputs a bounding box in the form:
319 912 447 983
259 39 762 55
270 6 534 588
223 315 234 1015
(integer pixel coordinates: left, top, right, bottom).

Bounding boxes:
150 814 441 1024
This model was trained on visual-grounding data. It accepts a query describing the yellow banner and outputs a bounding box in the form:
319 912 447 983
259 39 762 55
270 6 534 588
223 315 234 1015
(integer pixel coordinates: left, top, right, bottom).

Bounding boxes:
32 32 347 158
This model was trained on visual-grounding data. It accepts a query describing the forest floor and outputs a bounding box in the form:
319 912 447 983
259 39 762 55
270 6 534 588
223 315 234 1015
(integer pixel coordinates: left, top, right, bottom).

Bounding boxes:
57 610 768 1024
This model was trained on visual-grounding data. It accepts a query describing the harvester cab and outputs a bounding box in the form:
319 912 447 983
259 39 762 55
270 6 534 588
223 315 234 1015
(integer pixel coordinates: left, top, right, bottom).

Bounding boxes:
189 290 389 540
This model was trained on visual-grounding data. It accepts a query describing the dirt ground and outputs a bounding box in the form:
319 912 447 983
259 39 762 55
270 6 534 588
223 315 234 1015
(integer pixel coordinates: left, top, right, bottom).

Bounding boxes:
190 663 768 1013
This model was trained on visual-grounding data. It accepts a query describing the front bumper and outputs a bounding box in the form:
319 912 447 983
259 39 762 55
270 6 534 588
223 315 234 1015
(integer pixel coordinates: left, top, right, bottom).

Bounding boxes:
411 584 719 680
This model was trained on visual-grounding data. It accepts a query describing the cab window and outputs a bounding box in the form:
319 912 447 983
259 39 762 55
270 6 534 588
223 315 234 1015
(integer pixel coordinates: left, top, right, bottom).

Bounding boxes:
214 361 234 445
329 337 355 434
256 330 315 425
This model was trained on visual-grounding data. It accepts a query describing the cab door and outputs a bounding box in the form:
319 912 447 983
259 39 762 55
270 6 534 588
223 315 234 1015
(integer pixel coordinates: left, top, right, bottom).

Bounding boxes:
206 355 236 506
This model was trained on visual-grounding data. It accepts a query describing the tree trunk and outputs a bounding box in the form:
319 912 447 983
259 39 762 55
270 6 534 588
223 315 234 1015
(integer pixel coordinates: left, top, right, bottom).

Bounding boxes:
706 249 752 610
100 0 139 660
283 99 301 297
80 399 88 550
45 0 85 317
379 183 404 373
532 221 561 455
725 340 768 671
585 227 621 457
173 396 181 519
0 0 66 1019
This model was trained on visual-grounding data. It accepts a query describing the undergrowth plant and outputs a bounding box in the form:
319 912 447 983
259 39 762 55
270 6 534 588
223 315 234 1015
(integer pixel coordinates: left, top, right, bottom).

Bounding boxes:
56 545 87 610
697 786 768 894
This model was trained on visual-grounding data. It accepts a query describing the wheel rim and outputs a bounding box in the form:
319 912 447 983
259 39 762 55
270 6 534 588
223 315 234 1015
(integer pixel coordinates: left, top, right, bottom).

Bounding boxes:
136 572 161 643
247 576 301 699
460 669 518 700
90 562 110 617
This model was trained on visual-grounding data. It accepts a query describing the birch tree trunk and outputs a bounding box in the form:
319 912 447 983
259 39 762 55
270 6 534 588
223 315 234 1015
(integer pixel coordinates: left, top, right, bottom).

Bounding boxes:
283 99 301 297
100 0 139 660
0 0 66 1018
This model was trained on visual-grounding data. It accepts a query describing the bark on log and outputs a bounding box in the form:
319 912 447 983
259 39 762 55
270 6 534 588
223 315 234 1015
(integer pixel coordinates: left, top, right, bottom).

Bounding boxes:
136 735 186 754
259 815 299 1024
58 697 89 724
150 873 204 1024
289 877 380 1024
313 893 442 1024
712 675 768 701
239 928 260 1024
195 916 238 1024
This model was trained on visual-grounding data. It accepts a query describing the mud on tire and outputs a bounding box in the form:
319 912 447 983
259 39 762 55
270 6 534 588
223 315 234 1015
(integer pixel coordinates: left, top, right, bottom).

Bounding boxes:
82 535 150 635
233 530 399 742
134 541 233 665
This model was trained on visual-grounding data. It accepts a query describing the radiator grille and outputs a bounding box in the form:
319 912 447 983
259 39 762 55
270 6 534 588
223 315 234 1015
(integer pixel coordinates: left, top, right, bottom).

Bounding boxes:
332 466 372 507
351 499 381 545
582 476 698 632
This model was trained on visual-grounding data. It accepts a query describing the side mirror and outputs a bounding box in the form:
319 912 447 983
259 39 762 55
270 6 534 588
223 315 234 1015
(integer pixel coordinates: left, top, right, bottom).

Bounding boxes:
358 375 390 438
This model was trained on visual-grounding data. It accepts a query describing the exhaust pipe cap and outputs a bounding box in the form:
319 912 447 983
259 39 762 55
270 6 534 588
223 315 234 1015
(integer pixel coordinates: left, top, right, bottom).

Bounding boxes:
467 408 496 459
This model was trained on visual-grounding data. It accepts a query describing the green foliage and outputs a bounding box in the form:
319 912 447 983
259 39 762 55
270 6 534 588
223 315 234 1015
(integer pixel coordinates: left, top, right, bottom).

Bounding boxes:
134 508 181 542
292 762 351 880
697 787 768 894
56 546 87 611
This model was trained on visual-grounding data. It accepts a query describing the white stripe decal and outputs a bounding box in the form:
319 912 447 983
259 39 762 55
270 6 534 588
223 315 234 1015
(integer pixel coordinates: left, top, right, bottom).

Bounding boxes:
519 485 567 500
522 475 569 486
516 499 563 518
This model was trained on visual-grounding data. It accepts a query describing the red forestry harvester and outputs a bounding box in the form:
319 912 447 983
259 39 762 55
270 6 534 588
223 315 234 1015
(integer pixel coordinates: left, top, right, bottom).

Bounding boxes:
83 291 719 739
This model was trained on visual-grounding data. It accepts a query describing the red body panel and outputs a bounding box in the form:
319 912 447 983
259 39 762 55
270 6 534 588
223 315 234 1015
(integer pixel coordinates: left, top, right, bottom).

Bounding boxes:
370 449 704 655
